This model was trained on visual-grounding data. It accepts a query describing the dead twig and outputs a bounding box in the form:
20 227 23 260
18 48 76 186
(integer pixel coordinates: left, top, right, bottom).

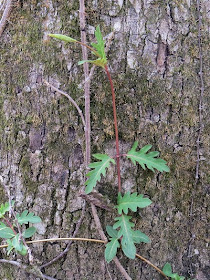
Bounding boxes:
44 80 86 128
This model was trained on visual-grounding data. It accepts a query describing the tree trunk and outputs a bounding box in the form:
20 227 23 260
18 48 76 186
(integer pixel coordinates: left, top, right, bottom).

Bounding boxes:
0 1 209 279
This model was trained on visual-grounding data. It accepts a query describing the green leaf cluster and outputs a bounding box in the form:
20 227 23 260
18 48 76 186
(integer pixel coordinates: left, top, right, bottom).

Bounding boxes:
85 154 115 194
105 192 151 262
49 25 107 68
127 141 170 172
0 201 41 255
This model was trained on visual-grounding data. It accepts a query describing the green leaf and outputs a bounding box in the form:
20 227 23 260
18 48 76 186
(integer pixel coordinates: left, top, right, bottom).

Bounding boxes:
105 238 120 263
48 34 77 43
85 154 115 194
163 263 185 279
16 210 41 225
116 192 152 215
0 201 15 218
163 262 173 276
12 234 22 251
127 141 170 172
121 241 136 259
113 215 136 259
0 222 15 239
78 58 107 68
91 25 107 61
106 225 118 239
22 226 36 238
132 230 150 244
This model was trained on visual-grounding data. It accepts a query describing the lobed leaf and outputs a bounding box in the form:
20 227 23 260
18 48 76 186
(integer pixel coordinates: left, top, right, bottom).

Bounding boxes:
0 200 15 218
85 154 115 194
127 141 170 172
113 215 136 259
105 238 120 263
0 222 15 239
48 34 77 43
116 192 152 215
91 25 107 61
16 210 41 225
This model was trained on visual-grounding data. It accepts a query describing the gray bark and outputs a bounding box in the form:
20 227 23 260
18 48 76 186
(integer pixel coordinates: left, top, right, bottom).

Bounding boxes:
0 0 209 279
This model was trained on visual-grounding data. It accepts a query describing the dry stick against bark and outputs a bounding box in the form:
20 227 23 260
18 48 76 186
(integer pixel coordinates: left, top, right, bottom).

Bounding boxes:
0 259 57 280
0 0 12 37
44 80 86 128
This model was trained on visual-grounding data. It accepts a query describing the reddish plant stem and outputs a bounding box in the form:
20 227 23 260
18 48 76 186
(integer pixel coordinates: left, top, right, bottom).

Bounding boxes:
104 64 121 193
3 218 16 235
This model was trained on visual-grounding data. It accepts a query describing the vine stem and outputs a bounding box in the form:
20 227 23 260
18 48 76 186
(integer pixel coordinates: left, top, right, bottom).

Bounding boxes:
104 64 121 193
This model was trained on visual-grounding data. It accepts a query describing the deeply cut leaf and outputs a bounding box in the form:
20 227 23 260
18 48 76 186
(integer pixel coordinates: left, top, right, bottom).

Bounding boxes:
116 192 152 215
105 238 120 263
0 222 15 239
127 141 170 172
16 210 41 225
113 215 136 259
0 200 15 218
48 34 77 43
85 154 115 194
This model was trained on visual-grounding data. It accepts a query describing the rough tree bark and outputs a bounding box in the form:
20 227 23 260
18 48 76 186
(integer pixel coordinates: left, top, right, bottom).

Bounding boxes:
0 1 209 279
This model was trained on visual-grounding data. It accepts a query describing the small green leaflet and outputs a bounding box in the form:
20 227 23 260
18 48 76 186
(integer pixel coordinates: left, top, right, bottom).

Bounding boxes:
48 34 77 43
78 25 107 68
22 226 36 238
132 230 150 244
16 210 41 225
91 25 107 60
0 222 15 239
116 192 152 215
105 238 120 263
105 226 120 262
106 225 118 239
113 215 136 259
78 57 107 68
127 141 170 172
85 154 115 194
0 200 15 218
163 263 185 280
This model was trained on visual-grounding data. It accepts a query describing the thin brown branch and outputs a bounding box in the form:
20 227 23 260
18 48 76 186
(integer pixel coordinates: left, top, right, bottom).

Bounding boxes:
44 80 86 128
0 259 57 280
0 0 12 37
135 254 169 279
113 257 132 280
